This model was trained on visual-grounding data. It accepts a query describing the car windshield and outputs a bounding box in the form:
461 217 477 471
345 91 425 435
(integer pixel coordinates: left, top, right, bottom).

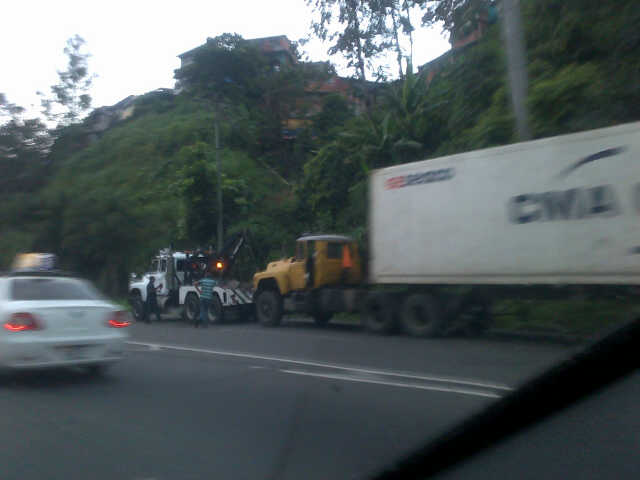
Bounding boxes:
0 0 637 479
10 278 105 301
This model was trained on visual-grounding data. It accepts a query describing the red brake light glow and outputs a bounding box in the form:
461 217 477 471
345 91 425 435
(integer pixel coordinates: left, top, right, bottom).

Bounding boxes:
4 312 40 332
107 311 131 328
216 261 224 270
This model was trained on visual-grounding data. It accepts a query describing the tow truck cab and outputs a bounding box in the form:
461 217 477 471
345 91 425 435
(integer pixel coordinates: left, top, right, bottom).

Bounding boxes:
129 251 191 305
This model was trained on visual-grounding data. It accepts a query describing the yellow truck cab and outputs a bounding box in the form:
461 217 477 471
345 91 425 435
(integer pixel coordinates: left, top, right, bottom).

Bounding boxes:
252 234 362 325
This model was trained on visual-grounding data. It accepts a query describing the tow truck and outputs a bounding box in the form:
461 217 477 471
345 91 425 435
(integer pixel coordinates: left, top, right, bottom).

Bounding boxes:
129 233 253 324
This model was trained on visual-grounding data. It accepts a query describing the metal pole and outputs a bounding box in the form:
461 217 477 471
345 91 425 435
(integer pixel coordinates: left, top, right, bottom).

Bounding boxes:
214 112 223 252
500 0 532 141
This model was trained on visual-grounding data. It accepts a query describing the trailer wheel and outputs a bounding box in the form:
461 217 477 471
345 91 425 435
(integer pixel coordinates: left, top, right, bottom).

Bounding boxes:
256 290 283 326
183 293 199 324
208 294 225 324
363 292 397 334
400 293 444 337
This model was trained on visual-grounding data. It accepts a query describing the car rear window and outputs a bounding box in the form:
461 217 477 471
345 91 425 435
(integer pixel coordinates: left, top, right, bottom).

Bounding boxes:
10 278 105 301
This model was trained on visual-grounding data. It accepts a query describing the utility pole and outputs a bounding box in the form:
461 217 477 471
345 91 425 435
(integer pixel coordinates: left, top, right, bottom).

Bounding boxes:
214 107 223 252
500 0 532 141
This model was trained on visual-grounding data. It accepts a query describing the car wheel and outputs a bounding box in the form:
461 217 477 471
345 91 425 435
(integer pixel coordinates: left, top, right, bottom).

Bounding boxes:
183 293 200 324
256 290 283 326
208 294 225 324
400 293 444 337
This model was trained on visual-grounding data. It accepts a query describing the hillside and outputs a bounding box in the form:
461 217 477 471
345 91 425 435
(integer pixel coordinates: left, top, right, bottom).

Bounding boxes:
1 0 638 295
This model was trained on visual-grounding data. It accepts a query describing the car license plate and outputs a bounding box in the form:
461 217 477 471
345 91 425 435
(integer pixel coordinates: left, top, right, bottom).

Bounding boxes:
59 346 87 360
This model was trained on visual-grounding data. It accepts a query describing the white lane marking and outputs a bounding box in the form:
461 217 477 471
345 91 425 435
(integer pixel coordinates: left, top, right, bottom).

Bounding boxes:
280 369 501 399
126 341 512 391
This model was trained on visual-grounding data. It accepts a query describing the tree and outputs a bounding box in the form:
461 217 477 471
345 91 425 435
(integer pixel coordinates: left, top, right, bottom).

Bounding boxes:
399 1 419 69
0 94 52 196
0 118 51 191
312 93 354 139
38 35 94 126
0 93 25 122
306 0 387 83
420 0 492 33
174 34 270 105
384 0 407 77
175 142 218 246
307 1 422 80
368 0 419 78
174 34 273 249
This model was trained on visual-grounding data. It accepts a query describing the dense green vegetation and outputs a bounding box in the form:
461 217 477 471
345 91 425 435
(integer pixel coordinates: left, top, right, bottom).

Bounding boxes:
1 0 638 296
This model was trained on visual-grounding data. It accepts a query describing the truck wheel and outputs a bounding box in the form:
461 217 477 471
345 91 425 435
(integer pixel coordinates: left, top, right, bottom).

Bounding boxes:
208 295 225 324
256 290 283 326
130 292 144 322
363 292 397 334
183 293 200 324
401 293 444 337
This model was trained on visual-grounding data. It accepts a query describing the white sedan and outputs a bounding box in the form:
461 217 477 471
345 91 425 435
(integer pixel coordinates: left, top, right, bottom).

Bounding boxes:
0 273 130 373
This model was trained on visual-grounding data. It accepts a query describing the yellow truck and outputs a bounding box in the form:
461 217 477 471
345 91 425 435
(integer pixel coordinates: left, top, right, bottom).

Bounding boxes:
252 234 364 324
252 232 484 336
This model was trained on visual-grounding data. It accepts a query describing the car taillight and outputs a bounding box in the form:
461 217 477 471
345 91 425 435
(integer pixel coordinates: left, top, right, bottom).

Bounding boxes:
4 312 41 332
107 311 131 328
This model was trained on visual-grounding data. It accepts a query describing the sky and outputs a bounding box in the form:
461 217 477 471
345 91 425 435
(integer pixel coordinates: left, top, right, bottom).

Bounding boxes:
2 0 450 115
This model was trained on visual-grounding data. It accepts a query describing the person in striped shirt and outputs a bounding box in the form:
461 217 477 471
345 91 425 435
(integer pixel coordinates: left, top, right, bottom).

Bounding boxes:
195 271 218 328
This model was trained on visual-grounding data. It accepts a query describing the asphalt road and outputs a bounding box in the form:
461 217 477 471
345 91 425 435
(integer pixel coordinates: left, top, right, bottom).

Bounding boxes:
0 317 574 480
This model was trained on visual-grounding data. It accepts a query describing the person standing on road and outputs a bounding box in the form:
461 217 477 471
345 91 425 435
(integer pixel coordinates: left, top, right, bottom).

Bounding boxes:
145 276 162 323
195 271 217 328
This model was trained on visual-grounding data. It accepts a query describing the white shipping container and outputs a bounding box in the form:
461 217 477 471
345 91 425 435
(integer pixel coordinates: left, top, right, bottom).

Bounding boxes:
369 122 640 285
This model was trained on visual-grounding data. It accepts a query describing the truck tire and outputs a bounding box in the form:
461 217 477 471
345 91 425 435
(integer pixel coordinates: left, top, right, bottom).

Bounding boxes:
183 293 199 324
363 292 397 334
208 294 225 324
400 293 444 337
256 290 283 326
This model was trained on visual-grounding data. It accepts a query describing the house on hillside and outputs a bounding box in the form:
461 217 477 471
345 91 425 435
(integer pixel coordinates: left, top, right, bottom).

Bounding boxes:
283 66 376 139
177 35 297 86
246 35 298 69
176 36 373 139
84 95 139 142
